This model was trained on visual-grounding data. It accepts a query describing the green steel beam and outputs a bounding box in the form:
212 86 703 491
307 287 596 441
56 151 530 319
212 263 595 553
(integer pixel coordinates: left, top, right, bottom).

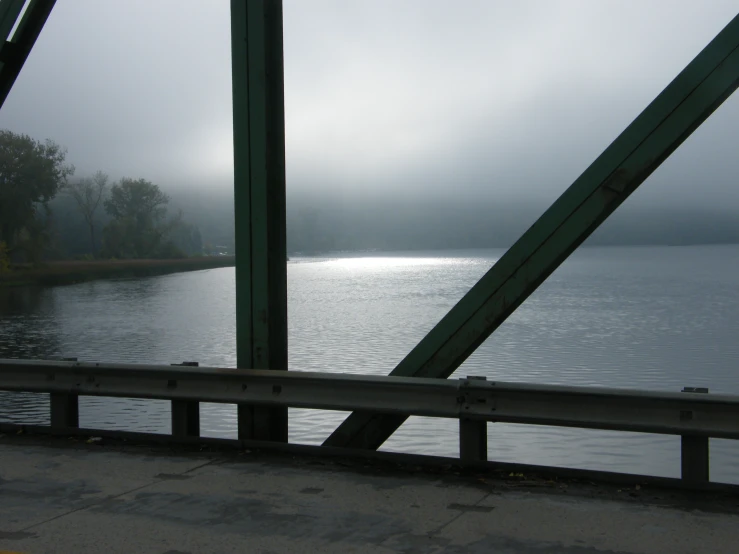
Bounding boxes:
0 0 25 42
231 0 288 441
0 0 55 110
325 14 739 450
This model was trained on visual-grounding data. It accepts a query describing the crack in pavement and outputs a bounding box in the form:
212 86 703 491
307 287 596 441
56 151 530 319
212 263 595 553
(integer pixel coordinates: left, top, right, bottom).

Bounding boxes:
13 457 221 535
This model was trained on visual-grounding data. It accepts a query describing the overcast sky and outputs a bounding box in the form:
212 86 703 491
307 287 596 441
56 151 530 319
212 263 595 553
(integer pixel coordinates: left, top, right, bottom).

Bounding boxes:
0 1 737 210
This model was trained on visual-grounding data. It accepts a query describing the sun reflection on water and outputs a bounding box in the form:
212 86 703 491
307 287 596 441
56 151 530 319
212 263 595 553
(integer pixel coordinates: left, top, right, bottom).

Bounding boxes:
321 255 480 271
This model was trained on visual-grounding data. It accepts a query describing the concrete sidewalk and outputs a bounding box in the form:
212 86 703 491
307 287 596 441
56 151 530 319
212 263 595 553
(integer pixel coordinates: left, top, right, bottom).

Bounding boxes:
0 435 737 553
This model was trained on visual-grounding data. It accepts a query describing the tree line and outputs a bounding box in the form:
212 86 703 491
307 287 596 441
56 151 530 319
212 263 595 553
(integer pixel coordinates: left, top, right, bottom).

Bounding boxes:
0 129 203 265
5 129 735 267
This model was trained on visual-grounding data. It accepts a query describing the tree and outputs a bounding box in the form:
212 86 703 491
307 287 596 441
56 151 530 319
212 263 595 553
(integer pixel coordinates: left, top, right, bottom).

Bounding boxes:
0 130 74 260
15 213 54 264
102 178 182 259
104 178 169 224
66 171 108 256
170 220 203 256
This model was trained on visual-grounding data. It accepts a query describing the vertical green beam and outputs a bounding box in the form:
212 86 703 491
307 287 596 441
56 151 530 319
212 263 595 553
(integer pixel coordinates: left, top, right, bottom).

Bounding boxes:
326 14 739 450
231 0 288 442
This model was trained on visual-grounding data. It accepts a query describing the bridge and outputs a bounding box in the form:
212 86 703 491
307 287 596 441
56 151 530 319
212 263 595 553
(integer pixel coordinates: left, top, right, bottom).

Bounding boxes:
0 1 738 552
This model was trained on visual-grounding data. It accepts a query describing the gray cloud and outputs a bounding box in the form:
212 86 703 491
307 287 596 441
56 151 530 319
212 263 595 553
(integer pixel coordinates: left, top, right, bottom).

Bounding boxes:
0 0 737 211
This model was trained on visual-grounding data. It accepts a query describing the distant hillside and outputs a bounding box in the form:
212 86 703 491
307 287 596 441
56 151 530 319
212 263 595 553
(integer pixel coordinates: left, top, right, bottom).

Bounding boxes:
48 187 739 259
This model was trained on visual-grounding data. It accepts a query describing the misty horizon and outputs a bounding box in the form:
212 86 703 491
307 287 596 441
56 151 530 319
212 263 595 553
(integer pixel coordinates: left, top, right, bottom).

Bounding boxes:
2 1 739 253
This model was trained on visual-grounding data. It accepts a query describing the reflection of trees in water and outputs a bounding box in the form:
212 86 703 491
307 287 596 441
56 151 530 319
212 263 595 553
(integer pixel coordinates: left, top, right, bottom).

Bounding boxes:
0 278 165 361
0 275 205 428
0 288 60 424
57 277 170 363
113 277 165 302
0 287 62 359
0 286 53 314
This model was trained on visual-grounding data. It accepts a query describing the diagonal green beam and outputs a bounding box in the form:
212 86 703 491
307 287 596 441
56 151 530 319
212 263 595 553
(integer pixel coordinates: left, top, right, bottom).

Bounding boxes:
0 0 55 110
325 14 739 450
0 0 26 43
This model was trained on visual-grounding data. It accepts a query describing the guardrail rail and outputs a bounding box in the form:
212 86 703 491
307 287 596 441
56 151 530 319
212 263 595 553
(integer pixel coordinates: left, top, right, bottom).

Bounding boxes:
0 359 736 485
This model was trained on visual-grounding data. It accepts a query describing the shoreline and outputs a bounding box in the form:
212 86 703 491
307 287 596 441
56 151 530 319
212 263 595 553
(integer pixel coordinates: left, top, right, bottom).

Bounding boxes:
0 257 236 287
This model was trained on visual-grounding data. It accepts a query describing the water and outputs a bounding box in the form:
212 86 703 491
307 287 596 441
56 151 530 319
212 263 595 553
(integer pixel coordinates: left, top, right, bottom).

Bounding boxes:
1 245 738 482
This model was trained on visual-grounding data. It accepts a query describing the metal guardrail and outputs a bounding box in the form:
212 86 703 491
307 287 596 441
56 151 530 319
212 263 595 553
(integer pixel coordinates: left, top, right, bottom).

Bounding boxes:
0 359 737 485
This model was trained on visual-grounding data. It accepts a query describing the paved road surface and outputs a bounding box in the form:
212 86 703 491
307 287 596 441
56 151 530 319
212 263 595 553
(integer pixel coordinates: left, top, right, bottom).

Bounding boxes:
0 435 736 553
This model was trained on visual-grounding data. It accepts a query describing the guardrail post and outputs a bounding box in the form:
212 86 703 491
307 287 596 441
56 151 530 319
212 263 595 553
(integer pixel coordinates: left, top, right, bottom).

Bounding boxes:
49 357 79 429
171 362 200 438
681 386 709 484
50 392 79 429
459 376 488 462
459 419 487 462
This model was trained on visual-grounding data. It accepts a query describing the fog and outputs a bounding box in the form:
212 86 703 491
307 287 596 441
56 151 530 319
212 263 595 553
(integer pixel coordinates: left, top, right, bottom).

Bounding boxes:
2 1 739 252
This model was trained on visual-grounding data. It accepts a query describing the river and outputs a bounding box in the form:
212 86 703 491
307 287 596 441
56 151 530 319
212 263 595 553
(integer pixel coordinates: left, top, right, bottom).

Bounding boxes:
1 245 738 482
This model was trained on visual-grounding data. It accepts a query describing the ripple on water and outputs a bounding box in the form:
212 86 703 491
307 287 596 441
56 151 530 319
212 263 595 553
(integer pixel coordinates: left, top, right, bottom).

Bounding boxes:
1 246 739 483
